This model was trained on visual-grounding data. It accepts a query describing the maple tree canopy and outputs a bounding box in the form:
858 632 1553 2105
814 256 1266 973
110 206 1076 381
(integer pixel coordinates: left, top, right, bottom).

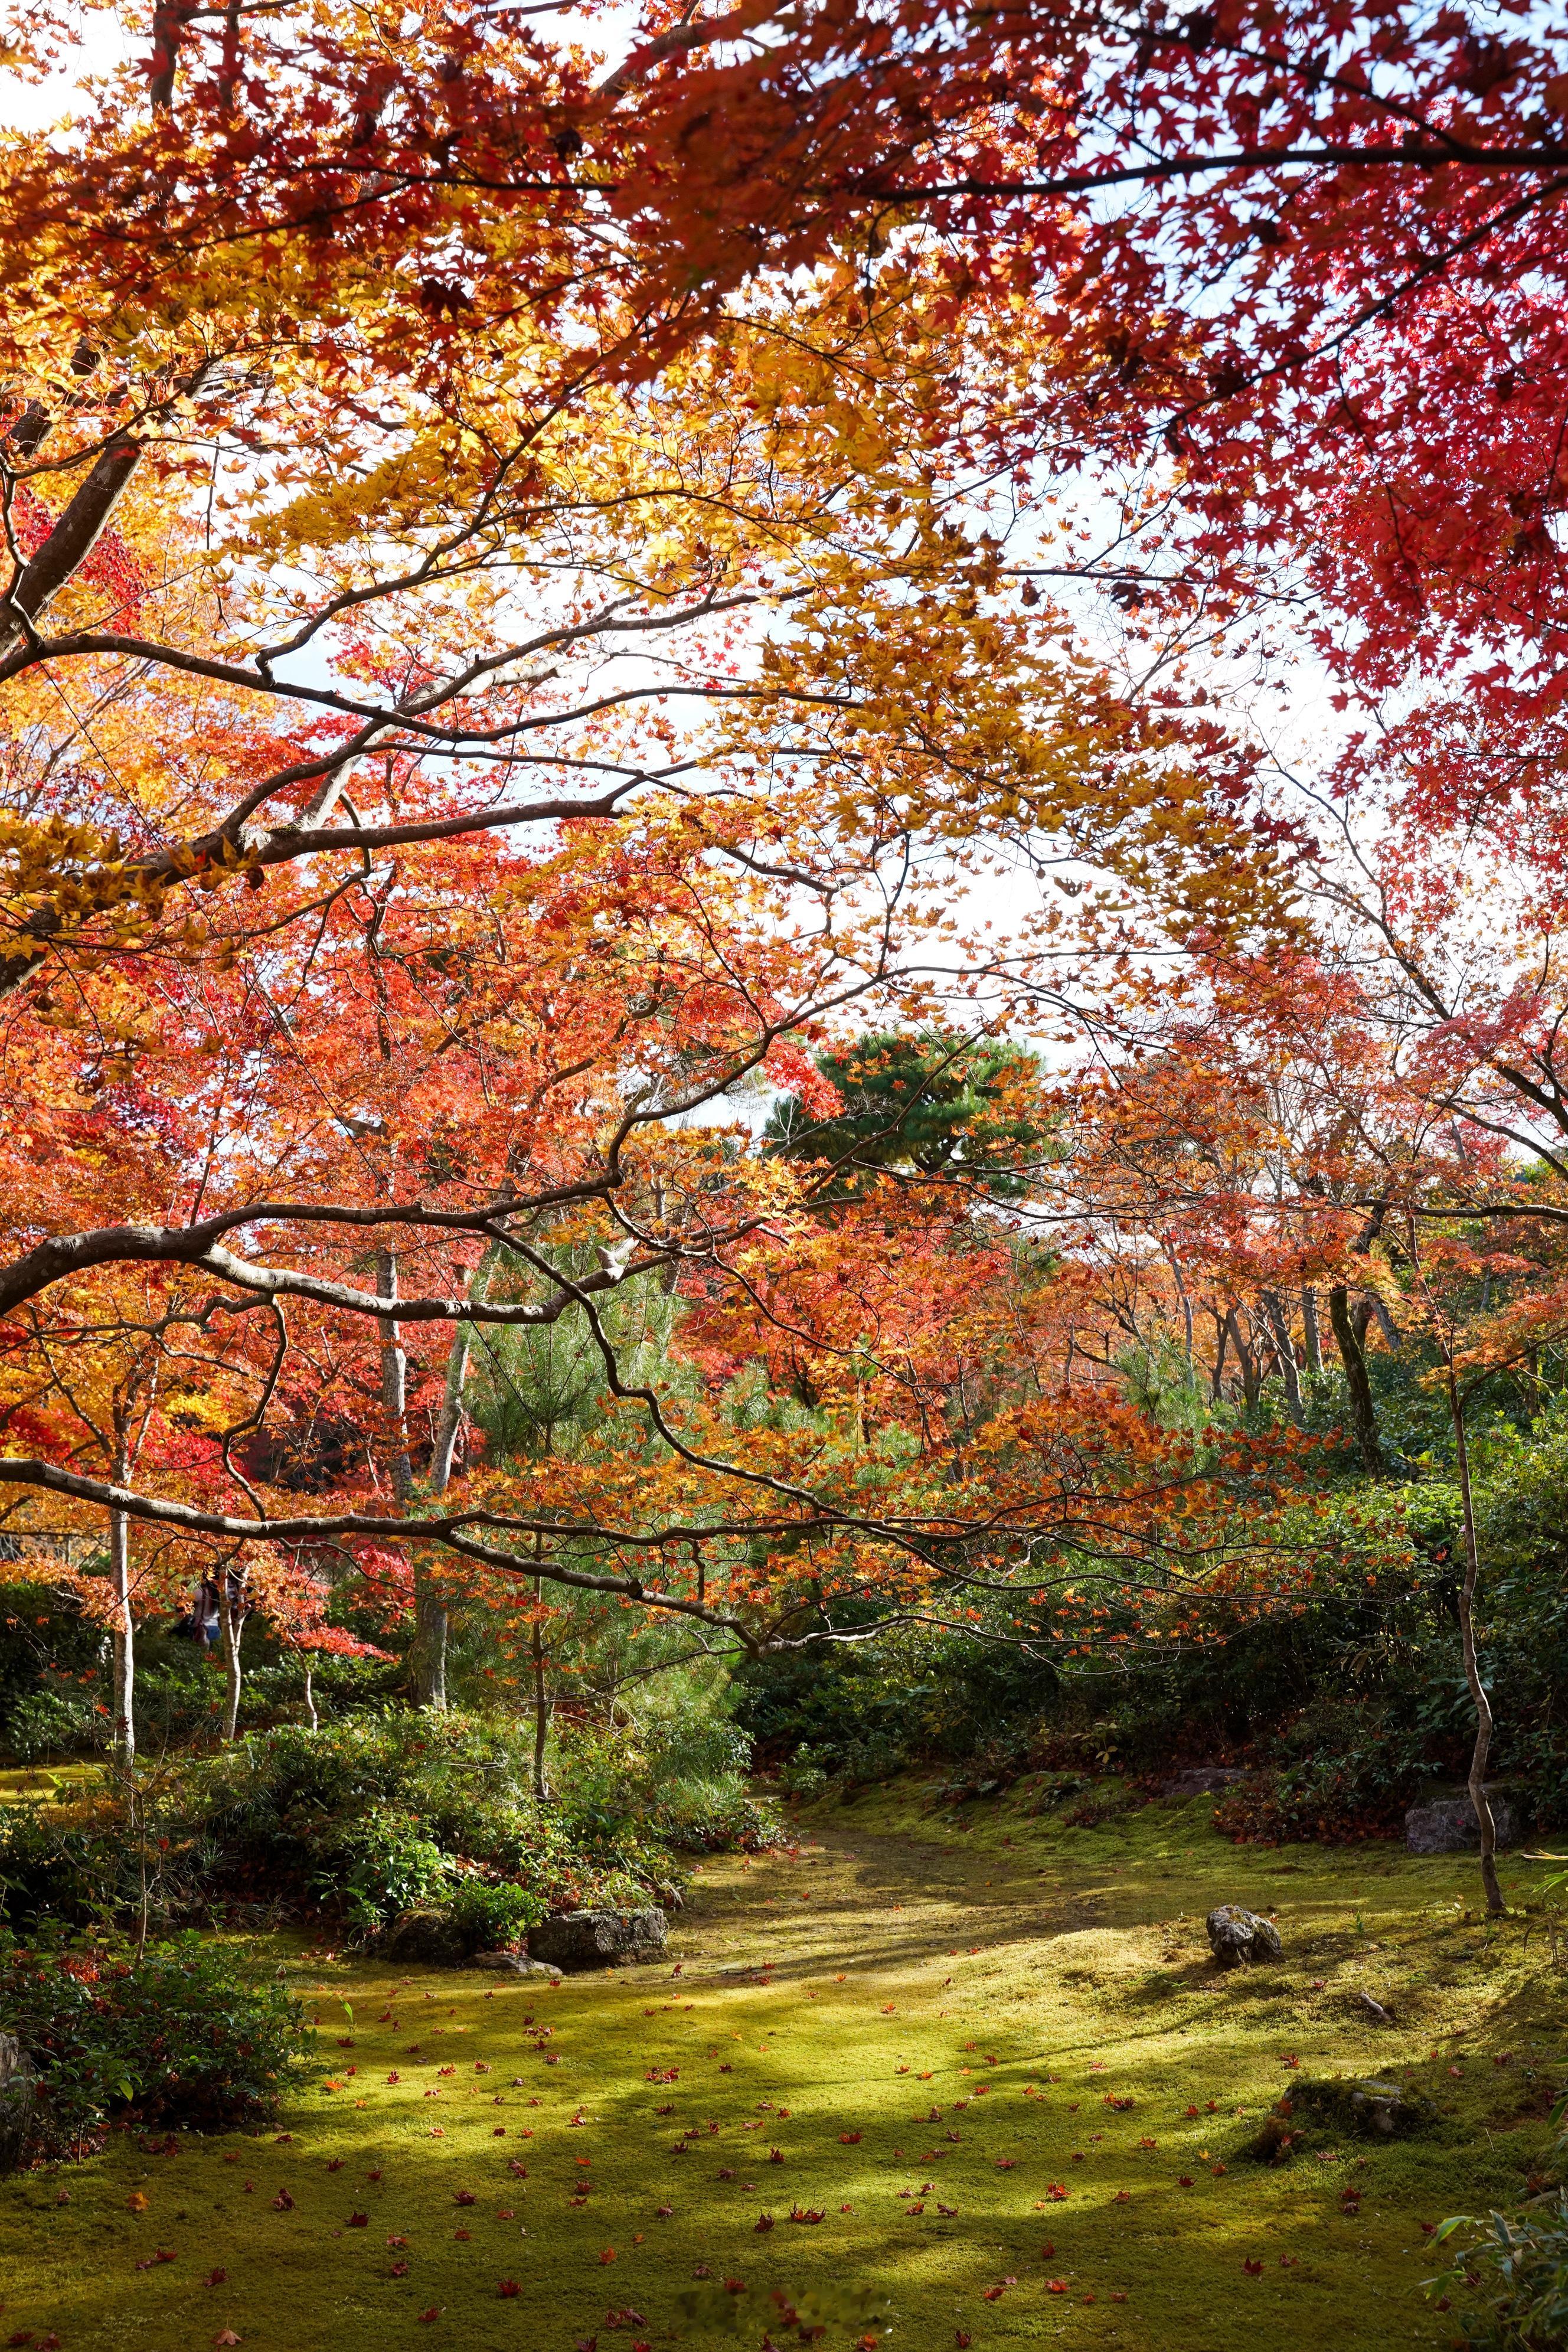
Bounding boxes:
0 0 1563 1675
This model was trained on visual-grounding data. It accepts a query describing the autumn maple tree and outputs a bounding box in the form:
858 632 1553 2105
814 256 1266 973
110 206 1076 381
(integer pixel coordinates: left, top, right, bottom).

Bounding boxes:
0 0 1563 1899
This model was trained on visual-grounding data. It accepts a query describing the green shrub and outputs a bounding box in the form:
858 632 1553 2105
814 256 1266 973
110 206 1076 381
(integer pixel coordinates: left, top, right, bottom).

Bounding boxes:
446 1879 545 1950
779 1750 831 1802
1429 2196 1568 2350
5 1676 109 1763
4 1706 775 1947
0 1807 116 1929
315 1808 455 1932
0 1929 313 2161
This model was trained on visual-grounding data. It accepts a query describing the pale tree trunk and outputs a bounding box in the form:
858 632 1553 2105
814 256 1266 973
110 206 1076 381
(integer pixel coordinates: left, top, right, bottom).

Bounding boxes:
430 1322 474 1494
1448 1364 1504 1916
381 1243 446 1709
109 1489 135 1763
302 1663 318 1731
1299 1285 1323 1377
219 1573 247 1740
418 1256 492 1704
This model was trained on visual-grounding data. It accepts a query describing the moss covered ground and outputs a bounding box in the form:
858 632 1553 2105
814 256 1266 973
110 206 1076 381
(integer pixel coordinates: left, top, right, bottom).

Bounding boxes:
2 1773 1565 2352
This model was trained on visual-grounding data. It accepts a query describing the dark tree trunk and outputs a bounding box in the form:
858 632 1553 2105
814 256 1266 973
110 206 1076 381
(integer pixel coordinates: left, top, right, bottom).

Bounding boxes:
1224 1306 1261 1408
0 439 143 666
1262 1292 1305 1427
1328 1285 1384 1472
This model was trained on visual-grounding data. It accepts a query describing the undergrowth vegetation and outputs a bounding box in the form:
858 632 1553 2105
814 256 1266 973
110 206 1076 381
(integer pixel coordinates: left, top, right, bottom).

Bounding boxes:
0 1932 311 2161
0 1710 780 1952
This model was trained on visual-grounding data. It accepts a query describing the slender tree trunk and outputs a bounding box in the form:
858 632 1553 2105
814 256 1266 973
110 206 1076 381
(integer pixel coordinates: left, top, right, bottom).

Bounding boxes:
431 1319 475 1493
302 1663 318 1731
1328 1284 1384 1472
1224 1306 1261 1408
377 1246 413 1504
531 1574 551 1799
1448 1365 1504 1916
1371 1299 1401 1352
1262 1292 1305 1427
379 1243 446 1709
109 1487 135 1763
219 1576 247 1740
412 1582 449 1709
1300 1285 1322 1377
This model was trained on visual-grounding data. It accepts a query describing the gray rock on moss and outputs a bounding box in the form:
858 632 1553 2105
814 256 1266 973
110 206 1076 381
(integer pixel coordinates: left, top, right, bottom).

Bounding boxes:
473 1951 562 1979
1406 1787 1523 1856
528 1908 668 1972
1206 1904 1283 1966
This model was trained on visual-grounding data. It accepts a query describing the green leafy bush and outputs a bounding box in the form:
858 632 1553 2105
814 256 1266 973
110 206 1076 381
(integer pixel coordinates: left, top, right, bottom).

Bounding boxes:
161 1711 772 1947
1429 2196 1568 2350
0 1806 116 1928
5 1675 109 1763
446 1879 545 1949
314 1808 456 1932
0 1930 313 2161
2 1703 776 1948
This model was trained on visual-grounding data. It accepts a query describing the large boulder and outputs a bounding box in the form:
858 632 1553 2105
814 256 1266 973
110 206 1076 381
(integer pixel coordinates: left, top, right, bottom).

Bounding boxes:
1206 1904 1283 1967
1406 1786 1523 1856
0 2031 35 2173
528 1909 668 1972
